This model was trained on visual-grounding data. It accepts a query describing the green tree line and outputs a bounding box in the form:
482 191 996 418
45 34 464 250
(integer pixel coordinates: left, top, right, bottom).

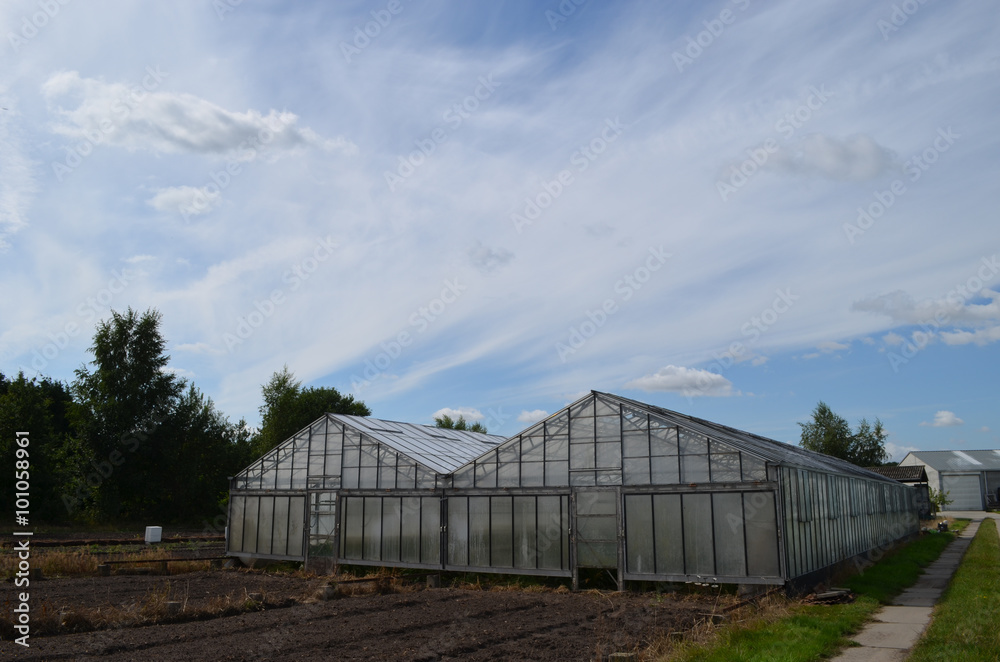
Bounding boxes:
0 307 368 525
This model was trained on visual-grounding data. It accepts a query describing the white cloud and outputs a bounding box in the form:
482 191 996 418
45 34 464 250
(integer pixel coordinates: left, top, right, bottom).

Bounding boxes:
852 290 1000 327
42 70 355 160
940 325 1000 346
517 409 548 424
162 366 195 380
817 340 849 353
148 185 221 216
883 332 905 346
766 133 896 181
750 355 768 366
124 254 156 264
174 342 224 355
0 105 36 249
432 407 484 422
980 426 991 433
625 365 734 397
885 441 919 463
920 410 964 427
860 336 875 345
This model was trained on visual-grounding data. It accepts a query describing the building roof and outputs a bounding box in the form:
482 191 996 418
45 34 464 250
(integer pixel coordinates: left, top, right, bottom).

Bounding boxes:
867 465 928 483
597 392 899 483
902 450 1000 472
331 414 505 474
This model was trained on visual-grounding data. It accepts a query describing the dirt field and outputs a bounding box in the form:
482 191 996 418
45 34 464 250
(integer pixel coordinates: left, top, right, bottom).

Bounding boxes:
0 569 721 661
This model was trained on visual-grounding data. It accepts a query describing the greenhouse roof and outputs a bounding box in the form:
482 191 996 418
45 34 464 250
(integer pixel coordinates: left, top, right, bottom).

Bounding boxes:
331 414 505 474
597 392 898 483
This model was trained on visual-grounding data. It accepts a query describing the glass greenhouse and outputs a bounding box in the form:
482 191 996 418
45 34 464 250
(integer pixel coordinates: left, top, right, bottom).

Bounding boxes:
227 391 919 588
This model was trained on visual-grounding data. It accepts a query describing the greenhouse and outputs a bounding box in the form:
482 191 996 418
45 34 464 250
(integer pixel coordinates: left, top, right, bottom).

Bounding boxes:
227 391 920 588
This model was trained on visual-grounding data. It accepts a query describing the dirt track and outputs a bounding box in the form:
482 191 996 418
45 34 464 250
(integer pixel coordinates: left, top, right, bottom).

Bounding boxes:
1 570 719 661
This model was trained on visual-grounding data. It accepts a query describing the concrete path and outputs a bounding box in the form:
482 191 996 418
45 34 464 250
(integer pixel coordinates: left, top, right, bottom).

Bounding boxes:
830 515 990 661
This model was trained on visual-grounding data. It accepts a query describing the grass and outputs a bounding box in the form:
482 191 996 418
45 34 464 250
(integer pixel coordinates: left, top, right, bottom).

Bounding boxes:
909 518 1000 661
657 523 967 661
0 543 214 578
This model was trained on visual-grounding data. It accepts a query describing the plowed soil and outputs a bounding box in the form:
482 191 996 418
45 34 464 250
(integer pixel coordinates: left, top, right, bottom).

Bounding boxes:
1 570 719 661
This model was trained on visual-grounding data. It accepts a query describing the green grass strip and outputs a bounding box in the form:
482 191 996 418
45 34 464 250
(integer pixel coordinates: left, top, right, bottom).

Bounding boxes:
667 525 964 662
909 518 1000 661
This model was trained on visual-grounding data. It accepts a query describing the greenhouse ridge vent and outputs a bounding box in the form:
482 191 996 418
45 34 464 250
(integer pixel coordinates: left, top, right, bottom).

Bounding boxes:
227 391 920 589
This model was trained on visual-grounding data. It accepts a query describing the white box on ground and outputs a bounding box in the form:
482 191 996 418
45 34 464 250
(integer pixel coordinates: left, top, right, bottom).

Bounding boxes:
145 526 162 544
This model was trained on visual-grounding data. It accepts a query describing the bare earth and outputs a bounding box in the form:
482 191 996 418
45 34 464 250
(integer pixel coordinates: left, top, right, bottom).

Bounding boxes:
1 570 717 661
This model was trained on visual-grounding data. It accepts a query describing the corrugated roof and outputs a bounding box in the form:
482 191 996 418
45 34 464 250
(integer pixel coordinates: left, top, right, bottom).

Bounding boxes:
331 414 505 474
594 392 900 483
903 450 1000 472
867 465 927 482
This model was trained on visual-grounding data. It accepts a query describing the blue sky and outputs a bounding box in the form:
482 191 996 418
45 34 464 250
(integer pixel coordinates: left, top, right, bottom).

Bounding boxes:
1 0 998 460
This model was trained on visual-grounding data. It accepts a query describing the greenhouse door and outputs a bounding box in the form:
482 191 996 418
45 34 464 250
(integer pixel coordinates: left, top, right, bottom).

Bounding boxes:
941 474 984 510
572 489 622 589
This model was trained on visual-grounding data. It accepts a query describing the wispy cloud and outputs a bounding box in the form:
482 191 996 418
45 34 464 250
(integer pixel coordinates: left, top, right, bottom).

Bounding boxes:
431 406 484 422
767 133 896 181
517 409 548 424
625 365 734 397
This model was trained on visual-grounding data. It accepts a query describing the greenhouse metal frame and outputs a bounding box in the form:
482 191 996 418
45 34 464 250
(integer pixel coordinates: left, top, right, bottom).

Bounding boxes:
227 391 920 588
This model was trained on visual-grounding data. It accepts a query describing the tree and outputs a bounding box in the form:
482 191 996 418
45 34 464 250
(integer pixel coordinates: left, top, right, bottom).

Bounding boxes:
435 414 487 434
799 401 889 467
69 307 183 518
0 371 75 522
252 366 369 457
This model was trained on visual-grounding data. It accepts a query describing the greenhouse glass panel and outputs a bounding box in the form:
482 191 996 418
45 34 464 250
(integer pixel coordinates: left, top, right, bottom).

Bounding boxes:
360 442 378 467
625 494 654 574
275 468 291 490
710 453 741 482
570 471 596 486
272 496 289 555
745 492 780 576
650 455 680 484
475 461 497 488
537 496 564 570
622 407 648 431
469 497 490 566
513 496 536 569
681 455 710 483
571 442 596 469
546 434 569 460
740 454 767 482
381 498 401 562
547 412 570 436
359 467 378 489
229 496 245 552
362 497 382 561
570 415 595 442
523 434 545 461
712 493 746 576
623 457 650 485
546 460 569 486
623 430 650 458
287 496 304 557
594 395 619 416
491 497 514 568
400 496 421 563
342 497 363 560
679 429 709 455
649 425 679 455
595 470 621 486
447 497 468 566
596 442 622 469
421 498 440 564
569 397 595 418
498 460 519 487
653 494 684 574
452 464 474 488
682 494 714 575
595 415 621 440
341 466 359 489
397 463 416 489
257 497 274 555
242 497 258 554
521 461 544 487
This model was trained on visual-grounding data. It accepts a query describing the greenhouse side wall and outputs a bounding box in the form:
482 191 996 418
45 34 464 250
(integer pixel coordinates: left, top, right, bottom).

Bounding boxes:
779 466 921 581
